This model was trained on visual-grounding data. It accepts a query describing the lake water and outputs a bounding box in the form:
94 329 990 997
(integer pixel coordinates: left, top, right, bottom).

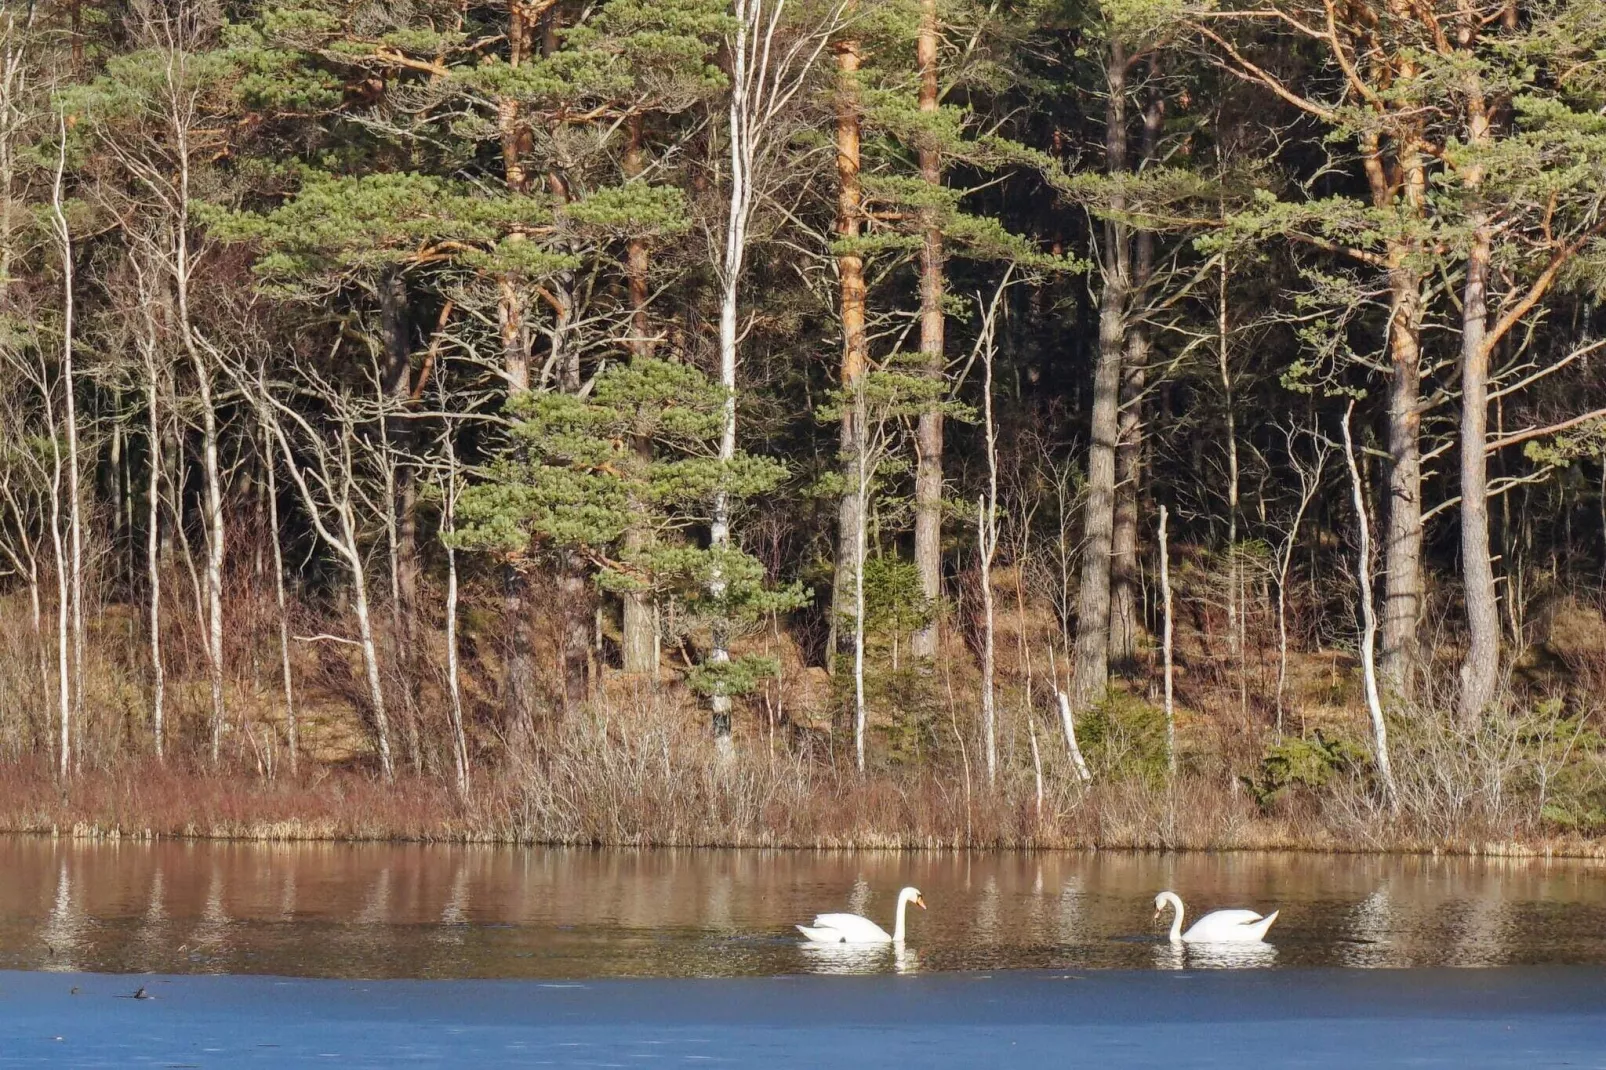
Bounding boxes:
6 839 1606 1067
3 837 1605 977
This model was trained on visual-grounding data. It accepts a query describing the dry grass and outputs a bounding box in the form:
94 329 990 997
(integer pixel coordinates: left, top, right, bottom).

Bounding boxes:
7 555 1606 857
5 695 1605 856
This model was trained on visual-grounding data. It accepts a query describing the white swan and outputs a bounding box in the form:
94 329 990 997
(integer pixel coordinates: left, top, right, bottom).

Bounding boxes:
1154 890 1278 943
797 886 925 944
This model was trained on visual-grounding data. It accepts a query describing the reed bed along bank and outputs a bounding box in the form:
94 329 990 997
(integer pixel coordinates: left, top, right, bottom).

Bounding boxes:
5 701 1604 857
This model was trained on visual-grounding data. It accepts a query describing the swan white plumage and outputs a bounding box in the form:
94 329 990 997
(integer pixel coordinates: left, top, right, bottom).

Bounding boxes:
797 886 926 944
1154 890 1278 943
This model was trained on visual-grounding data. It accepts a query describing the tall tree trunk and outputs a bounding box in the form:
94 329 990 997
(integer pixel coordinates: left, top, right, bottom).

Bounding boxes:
1109 81 1162 666
1109 321 1146 666
621 112 658 675
1380 259 1425 694
831 32 868 672
499 0 539 731
1217 248 1241 664
1457 75 1499 725
1363 77 1429 694
378 269 422 771
540 12 592 714
910 0 945 661
1070 44 1129 714
710 4 753 746
50 118 84 770
193 308 226 766
162 140 226 765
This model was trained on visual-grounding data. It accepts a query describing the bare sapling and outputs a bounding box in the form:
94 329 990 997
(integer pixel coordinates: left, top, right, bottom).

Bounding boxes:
1027 711 1044 822
1273 424 1328 735
245 362 396 781
47 111 78 779
133 257 165 760
978 492 997 785
852 380 870 773
1160 504 1174 778
437 404 470 799
1340 402 1398 813
977 280 1007 787
260 406 298 775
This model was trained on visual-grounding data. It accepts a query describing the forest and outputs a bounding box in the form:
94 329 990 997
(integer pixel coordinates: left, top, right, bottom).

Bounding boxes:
1 0 1604 850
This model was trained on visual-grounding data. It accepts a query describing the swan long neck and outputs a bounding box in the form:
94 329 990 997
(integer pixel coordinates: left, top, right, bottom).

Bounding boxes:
893 891 910 942
1161 892 1184 942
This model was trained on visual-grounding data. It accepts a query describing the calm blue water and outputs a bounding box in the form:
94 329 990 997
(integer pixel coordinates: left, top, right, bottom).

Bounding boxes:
3 967 1604 1067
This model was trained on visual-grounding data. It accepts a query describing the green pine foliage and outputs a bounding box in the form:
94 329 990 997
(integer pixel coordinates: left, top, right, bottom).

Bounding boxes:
455 357 806 697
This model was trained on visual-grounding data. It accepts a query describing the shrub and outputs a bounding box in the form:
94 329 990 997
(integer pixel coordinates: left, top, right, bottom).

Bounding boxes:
1079 691 1169 784
1241 730 1369 811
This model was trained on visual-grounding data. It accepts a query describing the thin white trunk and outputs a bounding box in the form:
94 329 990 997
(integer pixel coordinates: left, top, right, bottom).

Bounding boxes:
1274 438 1324 736
143 316 165 761
347 533 393 781
337 426 393 781
46 379 69 779
979 290 1001 787
162 118 227 765
978 494 996 787
708 2 748 750
263 418 297 775
1341 403 1398 813
1160 504 1175 778
853 390 869 773
1218 252 1240 657
196 346 226 763
49 115 82 763
441 425 470 799
1056 690 1092 784
252 378 395 781
1028 713 1043 821
709 0 840 747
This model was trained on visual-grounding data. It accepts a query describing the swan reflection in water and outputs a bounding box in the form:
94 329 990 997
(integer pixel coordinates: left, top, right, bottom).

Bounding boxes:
1153 939 1278 970
798 942 922 975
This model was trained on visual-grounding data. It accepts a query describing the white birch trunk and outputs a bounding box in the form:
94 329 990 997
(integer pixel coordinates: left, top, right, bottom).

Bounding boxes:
1056 690 1092 784
1160 504 1175 778
1341 404 1398 813
252 376 396 781
979 287 1002 787
142 305 165 762
708 0 839 749
979 494 996 787
853 394 869 773
263 418 297 775
441 425 470 799
49 115 82 768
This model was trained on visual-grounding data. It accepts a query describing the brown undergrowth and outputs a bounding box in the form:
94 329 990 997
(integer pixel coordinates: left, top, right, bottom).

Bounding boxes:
4 701 1603 855
7 563 1606 856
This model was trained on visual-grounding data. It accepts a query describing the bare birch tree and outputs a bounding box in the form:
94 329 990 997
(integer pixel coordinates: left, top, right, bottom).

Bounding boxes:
709 0 842 745
1341 403 1398 812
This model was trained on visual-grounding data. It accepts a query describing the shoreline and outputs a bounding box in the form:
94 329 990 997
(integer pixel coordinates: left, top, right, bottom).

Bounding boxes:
5 756 1603 858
